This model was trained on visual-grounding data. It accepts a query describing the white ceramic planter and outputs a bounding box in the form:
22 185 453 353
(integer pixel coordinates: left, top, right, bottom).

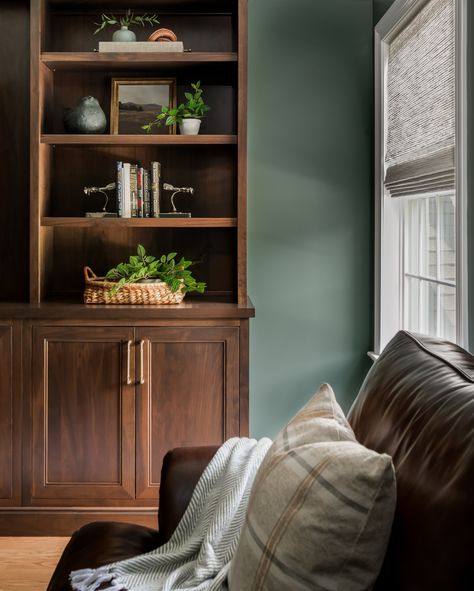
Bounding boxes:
179 118 202 135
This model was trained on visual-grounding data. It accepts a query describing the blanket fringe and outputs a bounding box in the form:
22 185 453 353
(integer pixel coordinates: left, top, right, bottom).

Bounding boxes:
69 566 126 591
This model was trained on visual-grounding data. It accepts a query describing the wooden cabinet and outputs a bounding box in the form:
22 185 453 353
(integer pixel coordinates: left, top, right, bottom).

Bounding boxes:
135 327 239 499
31 326 136 504
30 324 241 507
0 323 21 507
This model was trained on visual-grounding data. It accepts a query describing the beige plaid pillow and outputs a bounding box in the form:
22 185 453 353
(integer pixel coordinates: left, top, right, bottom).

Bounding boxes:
229 384 396 591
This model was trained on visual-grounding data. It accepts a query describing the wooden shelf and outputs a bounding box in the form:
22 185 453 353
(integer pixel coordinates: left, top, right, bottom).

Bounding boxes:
41 217 237 228
41 52 238 71
48 0 233 11
41 134 237 145
0 299 255 320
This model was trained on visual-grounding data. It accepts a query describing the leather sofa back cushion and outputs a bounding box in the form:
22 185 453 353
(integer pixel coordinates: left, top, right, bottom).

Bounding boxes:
229 384 396 591
349 331 474 591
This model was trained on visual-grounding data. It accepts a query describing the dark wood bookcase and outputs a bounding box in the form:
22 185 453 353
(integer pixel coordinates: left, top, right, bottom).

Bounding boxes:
0 0 253 535
31 0 248 305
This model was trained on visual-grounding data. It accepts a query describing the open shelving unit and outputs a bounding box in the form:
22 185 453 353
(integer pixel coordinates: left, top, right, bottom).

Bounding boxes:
30 0 248 306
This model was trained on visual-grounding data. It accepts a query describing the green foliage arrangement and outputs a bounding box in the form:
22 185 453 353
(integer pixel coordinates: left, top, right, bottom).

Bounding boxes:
93 10 160 35
142 81 210 132
105 245 206 295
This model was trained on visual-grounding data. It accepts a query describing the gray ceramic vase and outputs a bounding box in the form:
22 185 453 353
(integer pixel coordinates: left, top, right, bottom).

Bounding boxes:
112 26 137 42
63 96 107 134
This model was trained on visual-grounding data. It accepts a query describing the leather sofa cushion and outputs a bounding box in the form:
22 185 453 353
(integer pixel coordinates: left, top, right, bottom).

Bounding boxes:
349 331 474 591
229 383 396 591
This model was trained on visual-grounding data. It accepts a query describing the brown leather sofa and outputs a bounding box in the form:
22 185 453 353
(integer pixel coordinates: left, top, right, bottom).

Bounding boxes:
47 331 474 590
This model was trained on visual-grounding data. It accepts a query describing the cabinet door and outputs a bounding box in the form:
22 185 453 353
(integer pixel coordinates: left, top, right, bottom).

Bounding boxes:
135 327 240 499
31 326 135 504
0 323 21 506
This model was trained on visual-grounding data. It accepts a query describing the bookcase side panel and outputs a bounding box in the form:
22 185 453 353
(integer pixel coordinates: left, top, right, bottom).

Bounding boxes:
0 0 30 302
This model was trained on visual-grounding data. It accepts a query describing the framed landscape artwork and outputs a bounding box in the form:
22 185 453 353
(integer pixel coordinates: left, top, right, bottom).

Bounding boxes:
111 78 177 134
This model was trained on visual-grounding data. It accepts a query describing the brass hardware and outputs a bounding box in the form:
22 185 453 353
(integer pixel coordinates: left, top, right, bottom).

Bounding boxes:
140 339 146 385
126 340 132 385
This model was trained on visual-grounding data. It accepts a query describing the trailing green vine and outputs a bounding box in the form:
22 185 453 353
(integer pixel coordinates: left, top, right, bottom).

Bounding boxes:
105 245 206 295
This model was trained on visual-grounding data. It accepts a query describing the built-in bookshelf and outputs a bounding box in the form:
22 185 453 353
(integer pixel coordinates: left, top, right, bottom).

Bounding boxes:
0 0 251 537
31 0 248 305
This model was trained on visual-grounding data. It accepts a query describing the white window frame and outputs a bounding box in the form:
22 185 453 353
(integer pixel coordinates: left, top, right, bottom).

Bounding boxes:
373 0 468 355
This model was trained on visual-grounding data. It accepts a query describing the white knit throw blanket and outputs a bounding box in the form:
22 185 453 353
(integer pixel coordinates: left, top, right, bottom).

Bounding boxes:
70 437 272 591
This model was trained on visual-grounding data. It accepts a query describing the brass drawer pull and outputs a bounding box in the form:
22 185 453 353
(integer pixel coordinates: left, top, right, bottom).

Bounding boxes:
126 340 132 385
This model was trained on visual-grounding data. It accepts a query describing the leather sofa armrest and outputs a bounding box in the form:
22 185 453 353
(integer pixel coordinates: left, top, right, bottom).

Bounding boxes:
46 446 218 591
46 522 162 591
158 445 219 543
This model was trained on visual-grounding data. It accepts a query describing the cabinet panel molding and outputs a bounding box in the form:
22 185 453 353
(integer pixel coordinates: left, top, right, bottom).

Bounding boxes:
0 323 21 506
31 326 136 503
135 327 240 499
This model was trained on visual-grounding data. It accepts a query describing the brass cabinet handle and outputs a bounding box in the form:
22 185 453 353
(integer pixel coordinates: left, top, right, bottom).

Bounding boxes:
140 339 146 385
126 340 132 385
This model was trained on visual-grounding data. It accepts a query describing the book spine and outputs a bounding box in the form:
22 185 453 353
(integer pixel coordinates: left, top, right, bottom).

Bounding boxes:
116 161 123 218
130 164 138 217
151 161 161 217
122 162 131 218
137 166 144 218
144 169 151 218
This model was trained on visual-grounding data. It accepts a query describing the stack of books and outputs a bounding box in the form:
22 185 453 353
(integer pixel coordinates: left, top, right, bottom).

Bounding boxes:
116 161 161 218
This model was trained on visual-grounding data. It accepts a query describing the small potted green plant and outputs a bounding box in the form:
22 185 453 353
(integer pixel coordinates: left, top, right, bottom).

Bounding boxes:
143 81 210 135
93 9 160 42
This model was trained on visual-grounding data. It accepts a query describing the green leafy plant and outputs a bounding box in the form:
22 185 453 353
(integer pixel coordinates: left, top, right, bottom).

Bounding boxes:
142 81 210 132
93 9 160 35
105 245 206 295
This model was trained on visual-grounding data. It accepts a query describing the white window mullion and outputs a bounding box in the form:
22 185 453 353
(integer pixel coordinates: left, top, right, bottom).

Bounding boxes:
418 199 424 332
455 0 469 348
436 197 442 336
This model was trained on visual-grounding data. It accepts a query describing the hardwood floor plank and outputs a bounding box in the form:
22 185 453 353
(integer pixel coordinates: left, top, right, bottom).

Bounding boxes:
0 537 69 591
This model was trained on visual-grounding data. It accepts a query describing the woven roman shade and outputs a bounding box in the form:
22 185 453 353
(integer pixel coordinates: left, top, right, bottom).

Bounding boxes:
384 0 455 198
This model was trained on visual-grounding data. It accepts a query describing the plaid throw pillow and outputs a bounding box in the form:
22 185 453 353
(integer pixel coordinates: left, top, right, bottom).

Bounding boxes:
229 384 396 591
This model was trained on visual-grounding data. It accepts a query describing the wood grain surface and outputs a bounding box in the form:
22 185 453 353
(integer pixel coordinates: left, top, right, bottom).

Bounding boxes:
0 1 30 302
0 537 69 591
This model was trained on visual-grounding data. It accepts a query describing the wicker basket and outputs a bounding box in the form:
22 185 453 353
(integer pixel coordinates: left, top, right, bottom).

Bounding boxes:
83 267 185 305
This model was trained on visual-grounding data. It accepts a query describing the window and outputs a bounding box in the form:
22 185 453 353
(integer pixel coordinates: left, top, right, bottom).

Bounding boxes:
403 193 456 342
374 0 468 354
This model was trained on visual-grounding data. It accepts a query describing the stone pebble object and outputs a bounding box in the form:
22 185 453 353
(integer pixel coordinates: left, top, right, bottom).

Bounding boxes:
63 96 107 134
148 28 178 42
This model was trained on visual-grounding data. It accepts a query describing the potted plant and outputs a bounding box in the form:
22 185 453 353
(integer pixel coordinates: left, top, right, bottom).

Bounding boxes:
93 9 160 42
84 245 206 305
106 245 206 293
142 81 210 135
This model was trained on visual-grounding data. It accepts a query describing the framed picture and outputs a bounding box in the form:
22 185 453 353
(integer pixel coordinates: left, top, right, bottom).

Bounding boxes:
110 78 177 135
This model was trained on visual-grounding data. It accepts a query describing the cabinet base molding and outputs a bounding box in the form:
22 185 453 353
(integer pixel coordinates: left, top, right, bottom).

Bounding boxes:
0 508 158 536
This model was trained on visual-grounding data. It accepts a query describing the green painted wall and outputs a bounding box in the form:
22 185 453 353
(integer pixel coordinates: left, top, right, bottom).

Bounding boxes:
247 0 374 438
374 0 396 23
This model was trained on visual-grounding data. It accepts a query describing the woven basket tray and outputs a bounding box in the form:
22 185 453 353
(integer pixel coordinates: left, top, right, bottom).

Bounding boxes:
83 267 185 305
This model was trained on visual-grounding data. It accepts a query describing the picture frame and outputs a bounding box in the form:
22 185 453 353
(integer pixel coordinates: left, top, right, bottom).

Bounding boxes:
110 78 177 135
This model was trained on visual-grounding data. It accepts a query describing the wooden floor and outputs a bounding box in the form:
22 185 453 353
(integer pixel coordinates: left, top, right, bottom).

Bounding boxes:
0 537 69 591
